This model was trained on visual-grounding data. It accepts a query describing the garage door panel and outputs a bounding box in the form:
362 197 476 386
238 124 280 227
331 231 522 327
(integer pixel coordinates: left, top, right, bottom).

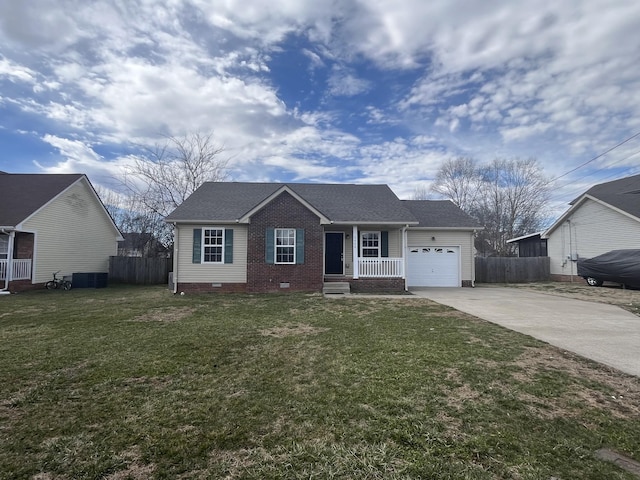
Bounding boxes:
407 246 460 287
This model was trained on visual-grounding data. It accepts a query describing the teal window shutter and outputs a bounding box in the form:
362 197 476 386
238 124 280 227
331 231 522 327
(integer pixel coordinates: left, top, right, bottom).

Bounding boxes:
265 228 275 264
296 229 304 264
381 231 389 257
192 229 202 263
224 229 233 264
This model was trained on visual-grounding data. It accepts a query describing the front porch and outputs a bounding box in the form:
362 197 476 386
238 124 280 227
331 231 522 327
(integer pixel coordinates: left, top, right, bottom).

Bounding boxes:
0 259 33 281
323 225 407 293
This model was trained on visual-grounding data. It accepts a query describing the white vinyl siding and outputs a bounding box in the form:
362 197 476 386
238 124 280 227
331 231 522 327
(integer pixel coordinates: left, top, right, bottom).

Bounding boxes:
406 230 475 284
547 198 640 276
177 224 247 283
21 179 121 283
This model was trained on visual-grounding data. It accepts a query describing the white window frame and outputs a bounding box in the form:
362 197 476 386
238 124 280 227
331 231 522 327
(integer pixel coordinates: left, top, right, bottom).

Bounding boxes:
361 231 380 258
275 228 296 264
202 228 224 264
0 234 8 260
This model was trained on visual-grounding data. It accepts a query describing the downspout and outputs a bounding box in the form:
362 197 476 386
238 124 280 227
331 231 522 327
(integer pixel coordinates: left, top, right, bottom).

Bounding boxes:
1 229 15 294
402 225 408 291
471 230 476 287
172 222 179 294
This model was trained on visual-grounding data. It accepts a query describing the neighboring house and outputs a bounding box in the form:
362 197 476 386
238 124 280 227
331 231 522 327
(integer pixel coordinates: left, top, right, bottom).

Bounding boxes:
541 174 640 281
165 182 481 294
506 232 548 257
118 232 170 257
0 173 123 292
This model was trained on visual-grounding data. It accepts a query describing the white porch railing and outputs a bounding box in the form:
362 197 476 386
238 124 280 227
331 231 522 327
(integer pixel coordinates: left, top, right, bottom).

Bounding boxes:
358 257 404 278
0 259 32 281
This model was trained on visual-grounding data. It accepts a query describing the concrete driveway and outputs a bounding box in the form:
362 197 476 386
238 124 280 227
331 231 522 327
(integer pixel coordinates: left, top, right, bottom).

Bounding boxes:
411 286 640 377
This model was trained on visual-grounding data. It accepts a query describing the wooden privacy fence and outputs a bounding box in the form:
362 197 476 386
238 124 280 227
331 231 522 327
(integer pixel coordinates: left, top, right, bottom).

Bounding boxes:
109 257 172 285
475 256 550 283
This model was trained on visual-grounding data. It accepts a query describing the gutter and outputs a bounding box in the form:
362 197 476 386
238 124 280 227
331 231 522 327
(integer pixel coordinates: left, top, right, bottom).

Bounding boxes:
0 228 15 294
172 223 179 294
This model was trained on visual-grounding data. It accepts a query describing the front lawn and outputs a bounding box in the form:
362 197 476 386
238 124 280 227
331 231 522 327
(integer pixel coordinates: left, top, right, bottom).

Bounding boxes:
1 286 639 479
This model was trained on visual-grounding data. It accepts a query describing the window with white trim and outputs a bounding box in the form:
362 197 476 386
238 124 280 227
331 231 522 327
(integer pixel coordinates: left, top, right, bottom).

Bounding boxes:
275 228 295 264
361 231 380 257
203 228 224 263
0 235 8 260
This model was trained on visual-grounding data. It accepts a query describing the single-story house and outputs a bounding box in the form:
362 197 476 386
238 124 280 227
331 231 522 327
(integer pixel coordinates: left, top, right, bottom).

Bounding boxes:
0 173 123 292
165 182 481 294
541 174 640 281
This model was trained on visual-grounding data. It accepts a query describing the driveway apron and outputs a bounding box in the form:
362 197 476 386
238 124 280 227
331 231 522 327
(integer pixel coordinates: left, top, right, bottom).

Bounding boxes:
411 286 640 377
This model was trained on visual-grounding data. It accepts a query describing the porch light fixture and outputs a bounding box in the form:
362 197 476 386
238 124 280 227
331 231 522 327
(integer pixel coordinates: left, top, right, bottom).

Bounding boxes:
431 236 436 241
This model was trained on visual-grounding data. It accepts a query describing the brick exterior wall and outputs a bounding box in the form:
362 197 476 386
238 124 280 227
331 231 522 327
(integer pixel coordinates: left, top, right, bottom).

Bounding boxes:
7 280 39 293
350 277 405 293
177 282 247 294
14 233 34 259
550 274 587 284
247 191 324 293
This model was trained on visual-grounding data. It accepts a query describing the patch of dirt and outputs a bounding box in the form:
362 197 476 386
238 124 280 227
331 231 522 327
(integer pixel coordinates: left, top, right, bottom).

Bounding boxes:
0 306 44 318
512 347 640 420
508 282 640 316
105 446 155 480
259 324 329 338
130 306 195 323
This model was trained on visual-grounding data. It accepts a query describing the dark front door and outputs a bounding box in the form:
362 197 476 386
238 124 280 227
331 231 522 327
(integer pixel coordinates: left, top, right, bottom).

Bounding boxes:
325 232 344 275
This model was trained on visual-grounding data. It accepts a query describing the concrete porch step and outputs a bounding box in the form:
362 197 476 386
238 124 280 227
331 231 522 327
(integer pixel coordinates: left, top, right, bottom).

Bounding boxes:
323 281 351 295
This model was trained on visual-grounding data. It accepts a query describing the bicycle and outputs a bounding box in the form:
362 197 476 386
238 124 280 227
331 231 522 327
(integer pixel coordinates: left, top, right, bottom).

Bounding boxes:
45 271 72 291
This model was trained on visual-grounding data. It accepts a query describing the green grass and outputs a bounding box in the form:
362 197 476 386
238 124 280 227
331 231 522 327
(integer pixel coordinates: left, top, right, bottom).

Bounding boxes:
1 286 639 479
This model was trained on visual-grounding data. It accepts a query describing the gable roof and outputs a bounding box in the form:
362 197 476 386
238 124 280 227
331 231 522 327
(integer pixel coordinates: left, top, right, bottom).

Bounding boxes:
543 174 640 237
166 182 419 224
0 174 84 227
574 173 640 218
402 200 482 229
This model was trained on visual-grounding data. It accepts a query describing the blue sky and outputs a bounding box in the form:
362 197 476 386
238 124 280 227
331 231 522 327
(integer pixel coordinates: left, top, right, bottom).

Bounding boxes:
1 0 640 219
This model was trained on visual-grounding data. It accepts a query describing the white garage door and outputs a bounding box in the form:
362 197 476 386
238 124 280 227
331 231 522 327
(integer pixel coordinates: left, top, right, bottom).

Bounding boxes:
407 246 460 287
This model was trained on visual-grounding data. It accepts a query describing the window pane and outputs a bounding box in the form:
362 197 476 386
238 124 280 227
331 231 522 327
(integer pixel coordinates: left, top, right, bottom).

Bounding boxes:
361 232 379 257
203 229 223 262
275 229 296 263
0 235 7 259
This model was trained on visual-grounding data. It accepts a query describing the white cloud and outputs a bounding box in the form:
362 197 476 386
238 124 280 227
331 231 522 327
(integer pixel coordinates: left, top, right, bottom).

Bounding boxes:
0 0 639 205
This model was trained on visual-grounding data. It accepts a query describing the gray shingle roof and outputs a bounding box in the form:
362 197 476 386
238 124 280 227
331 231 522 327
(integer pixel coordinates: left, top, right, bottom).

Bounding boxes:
0 174 83 227
402 200 482 228
166 182 420 224
576 174 640 219
166 182 481 228
166 182 416 223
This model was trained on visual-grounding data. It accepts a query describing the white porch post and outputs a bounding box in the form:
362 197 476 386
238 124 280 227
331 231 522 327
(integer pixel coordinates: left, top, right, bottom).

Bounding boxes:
2 231 15 291
352 225 359 279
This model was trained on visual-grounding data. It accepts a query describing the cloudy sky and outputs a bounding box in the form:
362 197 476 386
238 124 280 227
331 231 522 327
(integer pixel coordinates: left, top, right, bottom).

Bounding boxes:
1 0 640 218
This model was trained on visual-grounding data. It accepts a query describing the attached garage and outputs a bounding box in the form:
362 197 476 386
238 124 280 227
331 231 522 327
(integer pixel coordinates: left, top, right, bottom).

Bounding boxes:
407 246 460 287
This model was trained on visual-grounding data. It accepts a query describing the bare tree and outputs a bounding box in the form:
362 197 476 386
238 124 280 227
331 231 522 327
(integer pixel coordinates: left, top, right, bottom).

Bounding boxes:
431 157 550 256
430 157 482 212
119 132 229 245
411 184 431 200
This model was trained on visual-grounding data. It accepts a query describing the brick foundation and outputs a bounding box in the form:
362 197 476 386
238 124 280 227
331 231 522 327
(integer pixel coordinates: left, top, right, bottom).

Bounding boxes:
350 277 406 293
7 280 39 293
176 282 247 294
550 274 586 284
